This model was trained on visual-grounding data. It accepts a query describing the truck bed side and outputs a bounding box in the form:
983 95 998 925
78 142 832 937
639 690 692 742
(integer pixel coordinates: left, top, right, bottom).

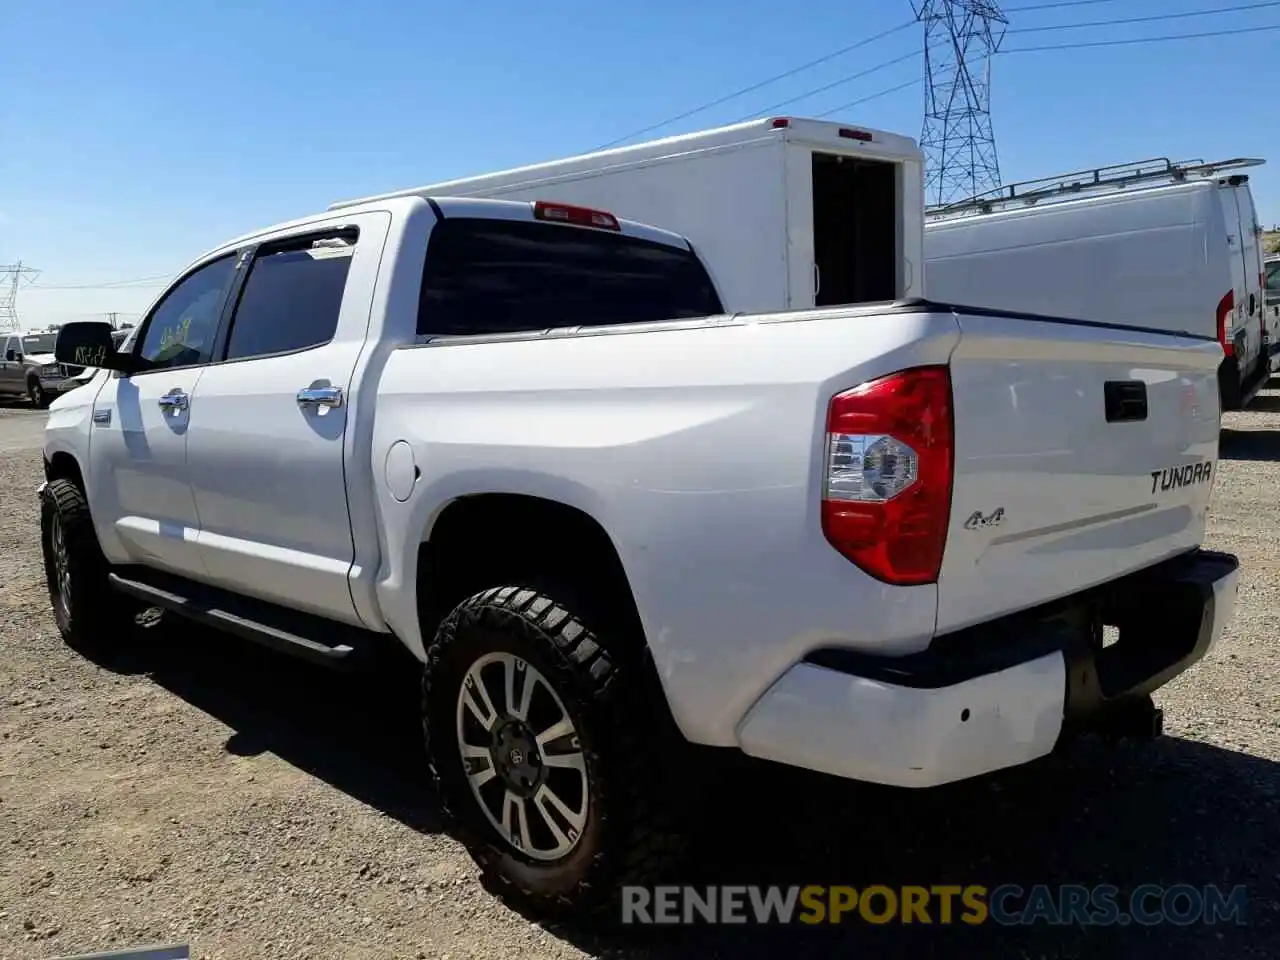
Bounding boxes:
368 299 1222 748
370 307 960 745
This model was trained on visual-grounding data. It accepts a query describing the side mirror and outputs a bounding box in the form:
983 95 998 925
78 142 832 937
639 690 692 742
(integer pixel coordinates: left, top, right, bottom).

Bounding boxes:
4 350 13 362
55 321 139 374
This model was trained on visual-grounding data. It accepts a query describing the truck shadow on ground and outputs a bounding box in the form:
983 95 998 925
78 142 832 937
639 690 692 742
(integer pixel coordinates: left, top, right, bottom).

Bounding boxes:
567 740 1279 959
1242 393 1280 415
81 617 443 836
1219 427 1280 462
82 622 1279 960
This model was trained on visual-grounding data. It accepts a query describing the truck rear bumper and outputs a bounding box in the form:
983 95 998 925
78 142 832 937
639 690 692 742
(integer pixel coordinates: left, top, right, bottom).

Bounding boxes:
735 549 1239 788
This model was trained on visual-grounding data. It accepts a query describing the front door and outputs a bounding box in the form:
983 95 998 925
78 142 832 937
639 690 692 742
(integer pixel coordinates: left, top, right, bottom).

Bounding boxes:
85 253 238 576
185 219 382 626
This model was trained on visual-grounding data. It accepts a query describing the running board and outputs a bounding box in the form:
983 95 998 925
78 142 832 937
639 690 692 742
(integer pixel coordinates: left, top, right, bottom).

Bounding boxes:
108 569 371 667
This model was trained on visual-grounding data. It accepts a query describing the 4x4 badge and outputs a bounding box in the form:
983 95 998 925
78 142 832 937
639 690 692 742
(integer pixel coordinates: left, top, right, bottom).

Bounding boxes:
964 507 1005 531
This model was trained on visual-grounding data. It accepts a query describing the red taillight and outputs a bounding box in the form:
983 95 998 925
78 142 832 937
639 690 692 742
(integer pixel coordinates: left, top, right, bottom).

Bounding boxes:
770 117 791 129
838 127 873 142
821 366 954 586
532 200 620 231
1217 290 1235 356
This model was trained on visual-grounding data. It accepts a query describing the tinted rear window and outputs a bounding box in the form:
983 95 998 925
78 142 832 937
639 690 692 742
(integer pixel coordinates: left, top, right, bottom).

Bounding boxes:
417 218 723 337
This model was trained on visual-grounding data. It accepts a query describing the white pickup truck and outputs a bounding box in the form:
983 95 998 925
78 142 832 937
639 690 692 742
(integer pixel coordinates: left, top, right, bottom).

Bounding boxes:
39 193 1240 917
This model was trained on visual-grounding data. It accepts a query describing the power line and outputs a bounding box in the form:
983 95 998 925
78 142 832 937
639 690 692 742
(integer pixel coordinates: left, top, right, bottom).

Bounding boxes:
743 6 1279 128
733 48 922 123
812 10 1279 120
595 1 1278 153
816 77 924 117
1007 0 1280 34
593 20 916 149
27 274 172 291
1004 0 1121 11
1004 21 1280 52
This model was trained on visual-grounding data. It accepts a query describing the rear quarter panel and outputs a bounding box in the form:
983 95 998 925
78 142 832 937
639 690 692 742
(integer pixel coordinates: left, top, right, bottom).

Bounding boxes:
370 309 961 746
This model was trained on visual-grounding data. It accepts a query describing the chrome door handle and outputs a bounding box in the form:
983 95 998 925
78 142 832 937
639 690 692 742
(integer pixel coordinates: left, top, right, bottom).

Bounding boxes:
158 390 188 411
297 386 343 409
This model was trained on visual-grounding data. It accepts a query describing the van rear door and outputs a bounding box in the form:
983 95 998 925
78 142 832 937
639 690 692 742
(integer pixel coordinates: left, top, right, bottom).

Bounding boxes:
1220 182 1264 383
1233 184 1271 362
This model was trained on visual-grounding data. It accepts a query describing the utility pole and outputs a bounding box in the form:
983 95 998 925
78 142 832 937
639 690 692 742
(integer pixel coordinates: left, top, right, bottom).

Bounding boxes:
912 1 1007 207
0 261 41 333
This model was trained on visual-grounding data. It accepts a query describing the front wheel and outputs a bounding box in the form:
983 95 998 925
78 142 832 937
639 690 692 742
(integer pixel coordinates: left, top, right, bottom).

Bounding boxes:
28 379 48 409
422 585 686 917
40 479 136 648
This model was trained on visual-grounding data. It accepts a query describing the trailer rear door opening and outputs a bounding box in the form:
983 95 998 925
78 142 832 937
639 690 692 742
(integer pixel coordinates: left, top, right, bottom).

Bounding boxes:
812 152 898 306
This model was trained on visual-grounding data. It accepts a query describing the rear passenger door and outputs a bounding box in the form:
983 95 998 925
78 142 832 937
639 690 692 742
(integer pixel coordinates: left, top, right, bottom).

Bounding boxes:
185 212 390 627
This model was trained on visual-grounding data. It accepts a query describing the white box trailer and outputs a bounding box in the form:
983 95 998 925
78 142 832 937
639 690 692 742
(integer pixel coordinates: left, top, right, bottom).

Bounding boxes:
922 157 1270 410
329 117 926 314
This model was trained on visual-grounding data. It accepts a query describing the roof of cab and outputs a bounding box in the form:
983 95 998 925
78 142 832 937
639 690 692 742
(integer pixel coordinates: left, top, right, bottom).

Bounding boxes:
183 194 695 275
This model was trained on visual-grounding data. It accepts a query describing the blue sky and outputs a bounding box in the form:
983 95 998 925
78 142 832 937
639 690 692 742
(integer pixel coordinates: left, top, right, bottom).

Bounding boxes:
5 0 1278 328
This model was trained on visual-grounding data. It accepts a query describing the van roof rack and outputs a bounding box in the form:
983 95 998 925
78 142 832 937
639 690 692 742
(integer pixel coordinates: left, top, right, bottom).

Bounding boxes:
927 156 1266 219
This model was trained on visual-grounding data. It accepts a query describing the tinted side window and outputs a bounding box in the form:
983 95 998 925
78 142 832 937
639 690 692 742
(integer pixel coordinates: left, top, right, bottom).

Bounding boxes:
137 255 237 370
224 233 356 361
418 219 723 337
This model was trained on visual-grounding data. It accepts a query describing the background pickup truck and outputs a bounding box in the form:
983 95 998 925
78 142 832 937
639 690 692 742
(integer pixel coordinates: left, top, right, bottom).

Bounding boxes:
1 330 87 407
40 194 1240 918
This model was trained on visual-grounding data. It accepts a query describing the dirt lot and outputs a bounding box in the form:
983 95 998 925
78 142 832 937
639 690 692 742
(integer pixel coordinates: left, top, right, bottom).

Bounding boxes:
1 396 1278 959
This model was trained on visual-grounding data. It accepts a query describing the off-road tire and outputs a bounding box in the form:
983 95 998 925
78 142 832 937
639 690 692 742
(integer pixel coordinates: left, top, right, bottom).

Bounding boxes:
28 378 48 409
40 478 136 648
422 585 687 920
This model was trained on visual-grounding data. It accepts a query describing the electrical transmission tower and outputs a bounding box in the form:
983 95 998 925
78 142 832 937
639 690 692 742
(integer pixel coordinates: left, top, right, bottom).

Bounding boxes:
0 262 41 333
912 1 1007 207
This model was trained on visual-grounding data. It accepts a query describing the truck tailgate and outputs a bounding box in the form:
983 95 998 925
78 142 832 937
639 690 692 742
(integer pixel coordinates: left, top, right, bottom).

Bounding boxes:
937 309 1223 635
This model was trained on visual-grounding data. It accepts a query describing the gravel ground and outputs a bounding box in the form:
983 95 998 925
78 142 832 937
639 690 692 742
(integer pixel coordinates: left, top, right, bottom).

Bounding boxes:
1 395 1277 959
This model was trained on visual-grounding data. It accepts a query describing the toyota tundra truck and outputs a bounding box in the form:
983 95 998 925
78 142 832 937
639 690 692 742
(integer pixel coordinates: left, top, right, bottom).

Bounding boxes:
38 194 1239 917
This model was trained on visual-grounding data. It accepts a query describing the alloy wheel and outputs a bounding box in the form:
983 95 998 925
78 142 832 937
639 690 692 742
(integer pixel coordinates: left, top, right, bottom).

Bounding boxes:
455 651 589 861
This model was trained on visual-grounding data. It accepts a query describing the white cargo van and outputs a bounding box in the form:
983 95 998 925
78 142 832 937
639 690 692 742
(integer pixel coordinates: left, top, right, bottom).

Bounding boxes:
922 158 1269 410
330 117 926 314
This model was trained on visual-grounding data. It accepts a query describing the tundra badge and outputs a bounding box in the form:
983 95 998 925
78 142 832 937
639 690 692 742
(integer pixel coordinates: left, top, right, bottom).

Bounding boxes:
1150 460 1213 495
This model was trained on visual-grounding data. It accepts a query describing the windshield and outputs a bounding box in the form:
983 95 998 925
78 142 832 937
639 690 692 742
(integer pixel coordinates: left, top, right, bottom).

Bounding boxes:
1266 259 1280 296
20 334 57 354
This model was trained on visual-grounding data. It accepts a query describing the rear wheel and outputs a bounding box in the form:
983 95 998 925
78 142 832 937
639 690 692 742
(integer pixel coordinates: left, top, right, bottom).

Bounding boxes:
40 478 137 648
422 585 686 917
